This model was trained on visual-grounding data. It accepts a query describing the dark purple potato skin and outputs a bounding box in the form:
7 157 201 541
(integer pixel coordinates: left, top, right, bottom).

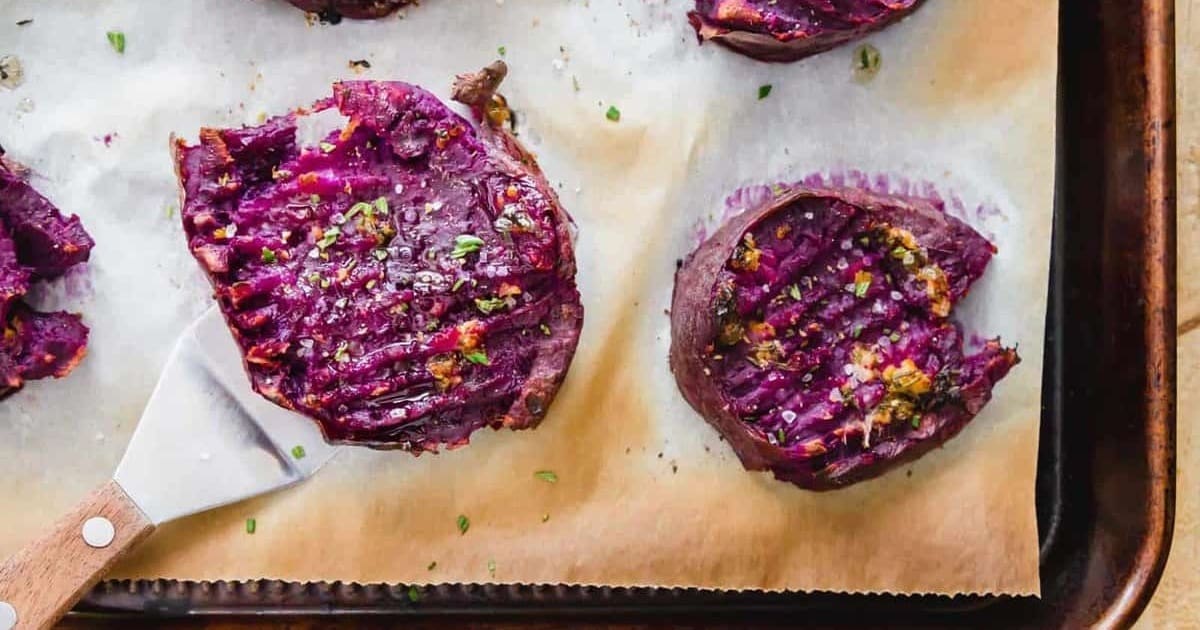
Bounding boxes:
287 0 413 20
0 161 91 397
175 63 584 452
670 187 1018 490
688 0 926 62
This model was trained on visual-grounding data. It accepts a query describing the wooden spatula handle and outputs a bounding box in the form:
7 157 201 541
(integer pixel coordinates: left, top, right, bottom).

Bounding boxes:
0 480 154 630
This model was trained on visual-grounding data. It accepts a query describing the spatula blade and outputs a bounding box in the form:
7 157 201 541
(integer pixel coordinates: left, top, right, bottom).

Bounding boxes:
113 308 339 524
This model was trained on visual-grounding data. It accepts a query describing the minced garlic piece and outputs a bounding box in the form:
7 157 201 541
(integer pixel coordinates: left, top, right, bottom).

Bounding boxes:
426 354 462 391
917 265 951 317
748 340 784 368
747 320 776 340
730 233 762 272
883 358 932 397
456 319 485 351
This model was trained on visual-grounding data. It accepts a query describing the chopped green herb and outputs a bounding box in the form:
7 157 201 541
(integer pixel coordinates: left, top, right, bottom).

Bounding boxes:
106 31 125 54
487 559 496 577
497 45 507 57
852 43 882 81
605 105 621 122
427 561 438 571
788 284 802 301
307 272 321 285
859 46 875 69
260 247 277 264
373 249 389 261
291 444 306 459
474 297 506 314
853 277 871 298
319 277 332 289
534 470 558 483
757 84 773 100
463 350 490 366
344 201 372 220
317 226 341 250
891 245 908 259
407 586 421 603
309 194 321 206
451 278 467 292
319 141 336 153
164 204 176 219
456 514 470 535
333 343 350 363
245 518 256 534
889 332 901 343
911 415 921 429
450 234 485 259
776 428 787 445
851 324 864 339
539 323 552 336
373 196 389 215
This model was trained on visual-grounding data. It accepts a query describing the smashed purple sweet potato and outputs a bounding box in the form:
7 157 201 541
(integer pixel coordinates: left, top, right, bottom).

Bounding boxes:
0 158 92 397
670 187 1017 490
0 164 93 279
174 62 584 452
287 0 414 20
688 0 925 62
6 304 89 381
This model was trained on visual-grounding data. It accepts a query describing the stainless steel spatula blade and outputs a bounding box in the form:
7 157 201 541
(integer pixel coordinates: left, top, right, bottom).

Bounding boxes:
0 308 341 629
113 307 340 524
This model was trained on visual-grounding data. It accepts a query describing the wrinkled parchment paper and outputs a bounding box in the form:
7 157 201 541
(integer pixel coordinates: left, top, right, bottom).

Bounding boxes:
0 0 1055 595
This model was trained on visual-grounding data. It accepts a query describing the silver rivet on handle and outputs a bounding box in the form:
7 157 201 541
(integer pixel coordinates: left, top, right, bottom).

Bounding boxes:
81 516 115 548
0 600 17 630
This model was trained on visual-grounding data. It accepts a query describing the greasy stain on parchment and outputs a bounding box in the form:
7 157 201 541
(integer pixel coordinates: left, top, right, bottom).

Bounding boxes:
900 0 1057 111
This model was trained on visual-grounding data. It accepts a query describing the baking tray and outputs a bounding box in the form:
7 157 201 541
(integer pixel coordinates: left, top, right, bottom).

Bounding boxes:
67 0 1177 626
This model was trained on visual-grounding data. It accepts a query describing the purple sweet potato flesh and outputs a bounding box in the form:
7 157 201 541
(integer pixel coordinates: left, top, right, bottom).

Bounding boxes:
670 187 1018 490
0 166 94 279
6 305 88 381
287 0 413 20
0 161 91 397
175 63 583 452
0 221 30 325
688 0 926 62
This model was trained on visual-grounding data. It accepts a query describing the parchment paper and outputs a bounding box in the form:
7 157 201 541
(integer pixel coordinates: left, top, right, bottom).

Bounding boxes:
0 0 1056 595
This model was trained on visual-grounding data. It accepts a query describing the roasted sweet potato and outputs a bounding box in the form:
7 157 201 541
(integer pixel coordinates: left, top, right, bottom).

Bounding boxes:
688 0 926 62
670 186 1017 489
287 0 414 20
175 63 584 451
0 160 91 397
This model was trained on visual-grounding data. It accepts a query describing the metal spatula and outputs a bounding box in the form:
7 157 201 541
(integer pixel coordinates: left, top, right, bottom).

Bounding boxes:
0 307 340 630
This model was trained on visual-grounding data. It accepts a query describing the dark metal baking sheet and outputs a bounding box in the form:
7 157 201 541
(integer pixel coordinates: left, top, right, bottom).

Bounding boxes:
74 0 1177 626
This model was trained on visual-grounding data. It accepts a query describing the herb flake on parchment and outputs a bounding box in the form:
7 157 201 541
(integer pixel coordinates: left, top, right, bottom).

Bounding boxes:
106 30 126 54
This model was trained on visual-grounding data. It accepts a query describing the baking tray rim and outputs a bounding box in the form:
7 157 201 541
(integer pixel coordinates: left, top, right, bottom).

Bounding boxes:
71 0 1178 626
